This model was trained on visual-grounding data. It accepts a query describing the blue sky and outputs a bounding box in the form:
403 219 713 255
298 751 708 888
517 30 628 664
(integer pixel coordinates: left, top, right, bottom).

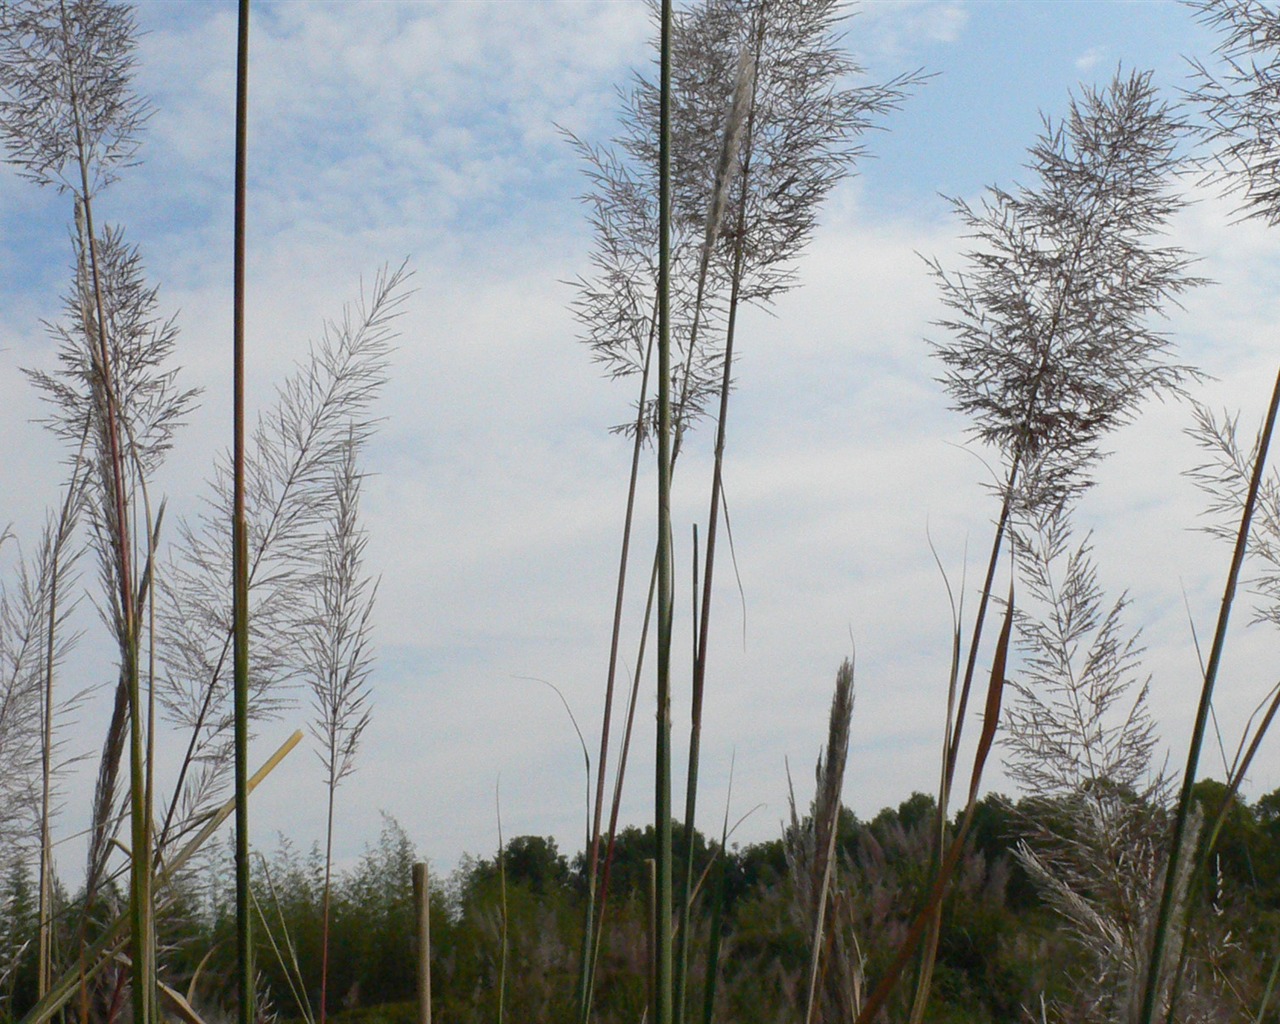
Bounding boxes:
4 0 1280 879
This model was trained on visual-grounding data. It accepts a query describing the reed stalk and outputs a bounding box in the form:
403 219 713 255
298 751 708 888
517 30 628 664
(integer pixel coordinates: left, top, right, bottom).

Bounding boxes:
674 39 757 1024
413 863 431 1024
1137 363 1280 1024
72 93 157 1024
654 5 674 1023
497 783 508 1024
578 316 655 1024
307 432 376 1024
574 15 916 1016
698 772 735 1024
231 2 253 1021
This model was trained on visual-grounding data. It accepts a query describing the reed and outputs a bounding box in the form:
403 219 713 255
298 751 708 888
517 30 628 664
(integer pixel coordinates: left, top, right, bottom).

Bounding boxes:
304 435 377 1024
570 5 920 1018
892 67 1203 1022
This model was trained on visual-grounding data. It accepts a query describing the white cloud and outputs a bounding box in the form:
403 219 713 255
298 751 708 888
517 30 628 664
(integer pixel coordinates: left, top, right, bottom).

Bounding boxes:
855 1 970 61
1076 45 1107 72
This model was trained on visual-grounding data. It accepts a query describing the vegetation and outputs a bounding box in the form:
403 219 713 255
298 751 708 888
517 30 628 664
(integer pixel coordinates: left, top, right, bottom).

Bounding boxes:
3 784 1280 1022
3 0 1280 1022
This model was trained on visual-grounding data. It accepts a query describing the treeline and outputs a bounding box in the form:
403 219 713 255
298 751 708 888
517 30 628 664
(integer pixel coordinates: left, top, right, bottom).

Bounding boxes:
3 781 1279 1023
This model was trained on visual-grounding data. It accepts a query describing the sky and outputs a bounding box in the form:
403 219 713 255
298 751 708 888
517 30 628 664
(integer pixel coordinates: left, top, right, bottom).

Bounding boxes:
4 0 1280 882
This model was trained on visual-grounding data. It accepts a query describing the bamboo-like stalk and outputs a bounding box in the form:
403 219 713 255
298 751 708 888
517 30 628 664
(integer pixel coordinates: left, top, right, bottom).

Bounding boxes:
654 3 674 1022
497 782 507 1024
413 863 432 1024
674 38 758 1024
1137 365 1280 1024
579 314 656 1024
231 3 253 1023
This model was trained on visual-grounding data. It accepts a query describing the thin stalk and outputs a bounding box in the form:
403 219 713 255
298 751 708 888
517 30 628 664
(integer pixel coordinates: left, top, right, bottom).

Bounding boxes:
413 863 432 1024
73 106 154 1024
231 3 253 1023
1257 944 1280 1024
587 550 660 1019
904 457 1018 1021
911 560 964 1024
654 3 674 1023
674 521 699 1024
497 782 507 1024
1165 678 1280 1019
118 411 164 1024
699 766 735 1024
802 796 841 1024
61 0 142 985
143 494 160 1024
319 770 336 1024
251 856 316 1024
674 67 758 1017
1138 363 1280 1024
646 856 658 1022
579 313 656 1024
943 472 1017 789
127 490 160 1024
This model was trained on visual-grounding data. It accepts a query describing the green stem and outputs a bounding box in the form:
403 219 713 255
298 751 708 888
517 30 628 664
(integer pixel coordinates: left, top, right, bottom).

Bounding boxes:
655 1 674 1021
1139 364 1280 1024
579 313 656 1024
232 3 254 1022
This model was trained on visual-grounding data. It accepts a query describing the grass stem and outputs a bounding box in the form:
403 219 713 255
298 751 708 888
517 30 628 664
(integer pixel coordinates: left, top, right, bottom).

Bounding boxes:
1139 363 1280 1024
232 2 253 1022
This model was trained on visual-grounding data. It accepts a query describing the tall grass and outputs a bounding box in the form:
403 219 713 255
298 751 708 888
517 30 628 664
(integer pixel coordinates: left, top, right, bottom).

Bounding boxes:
5 2 1280 1021
0 0 406 1015
880 67 1203 1023
571 2 920 1018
